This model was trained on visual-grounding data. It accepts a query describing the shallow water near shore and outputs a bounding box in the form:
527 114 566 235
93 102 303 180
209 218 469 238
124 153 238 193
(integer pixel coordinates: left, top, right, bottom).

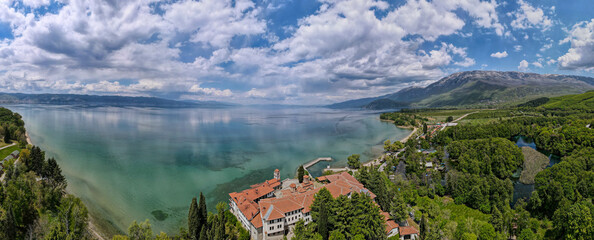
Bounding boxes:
6 105 409 235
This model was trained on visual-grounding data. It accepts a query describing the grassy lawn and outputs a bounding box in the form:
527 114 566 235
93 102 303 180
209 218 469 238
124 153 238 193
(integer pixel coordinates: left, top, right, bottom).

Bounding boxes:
0 140 11 148
0 145 20 160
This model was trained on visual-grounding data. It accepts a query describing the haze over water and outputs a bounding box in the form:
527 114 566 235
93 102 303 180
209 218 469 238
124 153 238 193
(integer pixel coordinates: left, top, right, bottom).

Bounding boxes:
7 105 409 234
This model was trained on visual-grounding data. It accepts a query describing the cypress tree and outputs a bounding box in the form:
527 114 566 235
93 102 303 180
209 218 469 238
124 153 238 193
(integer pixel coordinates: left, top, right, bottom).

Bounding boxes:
3 126 10 144
198 192 207 234
420 214 427 240
298 165 305 183
318 205 329 240
188 197 199 239
198 226 207 240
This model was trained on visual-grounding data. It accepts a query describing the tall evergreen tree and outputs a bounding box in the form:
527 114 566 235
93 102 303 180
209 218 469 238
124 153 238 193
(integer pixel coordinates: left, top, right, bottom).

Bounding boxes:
198 192 207 235
188 197 199 239
420 214 427 240
298 165 305 183
215 202 227 240
3 126 10 143
311 188 334 240
199 226 207 240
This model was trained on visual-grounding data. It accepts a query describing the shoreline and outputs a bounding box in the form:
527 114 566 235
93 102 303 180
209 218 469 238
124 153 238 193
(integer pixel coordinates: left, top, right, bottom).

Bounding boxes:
323 126 415 172
26 132 32 145
26 131 107 240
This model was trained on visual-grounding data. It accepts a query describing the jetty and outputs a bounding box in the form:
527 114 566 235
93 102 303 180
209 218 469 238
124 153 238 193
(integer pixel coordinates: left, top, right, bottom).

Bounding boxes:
303 157 333 170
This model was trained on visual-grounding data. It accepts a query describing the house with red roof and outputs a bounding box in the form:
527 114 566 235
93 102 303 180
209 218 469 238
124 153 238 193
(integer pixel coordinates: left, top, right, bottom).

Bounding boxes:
229 170 418 240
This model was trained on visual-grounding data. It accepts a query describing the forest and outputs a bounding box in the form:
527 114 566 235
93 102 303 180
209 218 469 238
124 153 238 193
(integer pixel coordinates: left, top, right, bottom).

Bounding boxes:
0 107 88 239
362 91 594 240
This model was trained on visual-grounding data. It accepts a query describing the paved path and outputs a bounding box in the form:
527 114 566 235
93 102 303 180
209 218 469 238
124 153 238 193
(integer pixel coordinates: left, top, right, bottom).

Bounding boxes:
0 142 16 151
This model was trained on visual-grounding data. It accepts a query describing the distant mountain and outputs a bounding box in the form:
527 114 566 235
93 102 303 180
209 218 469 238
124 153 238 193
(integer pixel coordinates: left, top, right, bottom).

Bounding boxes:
362 99 409 110
328 71 594 109
0 93 234 108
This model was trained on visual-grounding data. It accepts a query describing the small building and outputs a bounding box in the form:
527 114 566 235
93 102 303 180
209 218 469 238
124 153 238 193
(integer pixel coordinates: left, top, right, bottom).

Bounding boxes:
399 226 419 240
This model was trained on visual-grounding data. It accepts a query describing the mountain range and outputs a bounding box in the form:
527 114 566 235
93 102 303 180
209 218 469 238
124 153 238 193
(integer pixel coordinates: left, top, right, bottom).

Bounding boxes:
328 71 594 109
0 93 233 108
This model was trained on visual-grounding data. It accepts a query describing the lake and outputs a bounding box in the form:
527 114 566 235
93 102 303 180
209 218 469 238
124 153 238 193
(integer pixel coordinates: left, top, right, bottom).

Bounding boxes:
5 105 409 234
512 135 561 205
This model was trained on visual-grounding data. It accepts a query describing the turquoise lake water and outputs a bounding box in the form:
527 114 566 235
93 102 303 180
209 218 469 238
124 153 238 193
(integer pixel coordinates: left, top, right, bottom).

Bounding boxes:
5 105 409 234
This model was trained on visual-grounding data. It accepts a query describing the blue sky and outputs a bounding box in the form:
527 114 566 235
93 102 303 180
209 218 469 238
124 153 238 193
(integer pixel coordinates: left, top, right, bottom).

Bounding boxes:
0 0 592 104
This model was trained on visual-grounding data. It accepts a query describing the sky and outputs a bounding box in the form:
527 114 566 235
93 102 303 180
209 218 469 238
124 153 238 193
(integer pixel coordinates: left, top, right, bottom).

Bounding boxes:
0 0 592 104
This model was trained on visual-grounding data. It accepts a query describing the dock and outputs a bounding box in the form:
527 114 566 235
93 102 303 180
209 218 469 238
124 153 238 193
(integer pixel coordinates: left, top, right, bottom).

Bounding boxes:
303 157 333 170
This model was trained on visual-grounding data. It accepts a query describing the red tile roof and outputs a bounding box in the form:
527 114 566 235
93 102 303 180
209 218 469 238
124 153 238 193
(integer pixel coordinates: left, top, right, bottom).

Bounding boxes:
322 172 376 199
250 211 263 228
399 226 419 236
381 212 399 233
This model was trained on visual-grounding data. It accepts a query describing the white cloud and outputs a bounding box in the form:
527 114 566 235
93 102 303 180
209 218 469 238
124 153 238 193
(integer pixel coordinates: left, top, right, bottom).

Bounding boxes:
514 45 523 52
21 0 51 8
490 51 508 58
547 59 556 65
511 0 553 30
540 43 553 52
558 19 594 71
163 0 266 48
532 61 543 68
518 60 529 71
189 85 233 97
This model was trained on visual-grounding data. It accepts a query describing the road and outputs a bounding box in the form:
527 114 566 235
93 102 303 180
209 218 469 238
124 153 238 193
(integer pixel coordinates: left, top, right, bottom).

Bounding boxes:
452 111 479 123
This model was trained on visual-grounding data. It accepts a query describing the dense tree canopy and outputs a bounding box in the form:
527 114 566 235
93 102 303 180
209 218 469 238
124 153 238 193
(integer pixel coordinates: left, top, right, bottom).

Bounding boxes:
294 188 386 240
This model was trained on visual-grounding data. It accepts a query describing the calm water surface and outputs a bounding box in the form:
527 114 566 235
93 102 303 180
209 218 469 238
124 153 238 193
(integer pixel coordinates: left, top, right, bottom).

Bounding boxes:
6 105 408 234
512 136 560 205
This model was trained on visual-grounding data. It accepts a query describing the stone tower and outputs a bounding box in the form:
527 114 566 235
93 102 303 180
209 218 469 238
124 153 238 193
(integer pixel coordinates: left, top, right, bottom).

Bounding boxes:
274 169 280 180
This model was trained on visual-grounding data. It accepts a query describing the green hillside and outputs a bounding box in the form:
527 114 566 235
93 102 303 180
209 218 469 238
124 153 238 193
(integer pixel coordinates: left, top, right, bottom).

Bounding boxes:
539 90 594 111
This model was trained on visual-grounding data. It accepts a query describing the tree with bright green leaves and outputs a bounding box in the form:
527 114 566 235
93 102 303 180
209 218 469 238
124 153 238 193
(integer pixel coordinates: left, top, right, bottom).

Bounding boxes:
329 230 346 240
55 195 89 239
390 193 408 223
188 197 199 239
552 201 594 240
298 165 305 183
214 202 227 240
0 172 38 239
127 220 153 240
517 228 536 240
347 154 360 169
154 232 170 240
